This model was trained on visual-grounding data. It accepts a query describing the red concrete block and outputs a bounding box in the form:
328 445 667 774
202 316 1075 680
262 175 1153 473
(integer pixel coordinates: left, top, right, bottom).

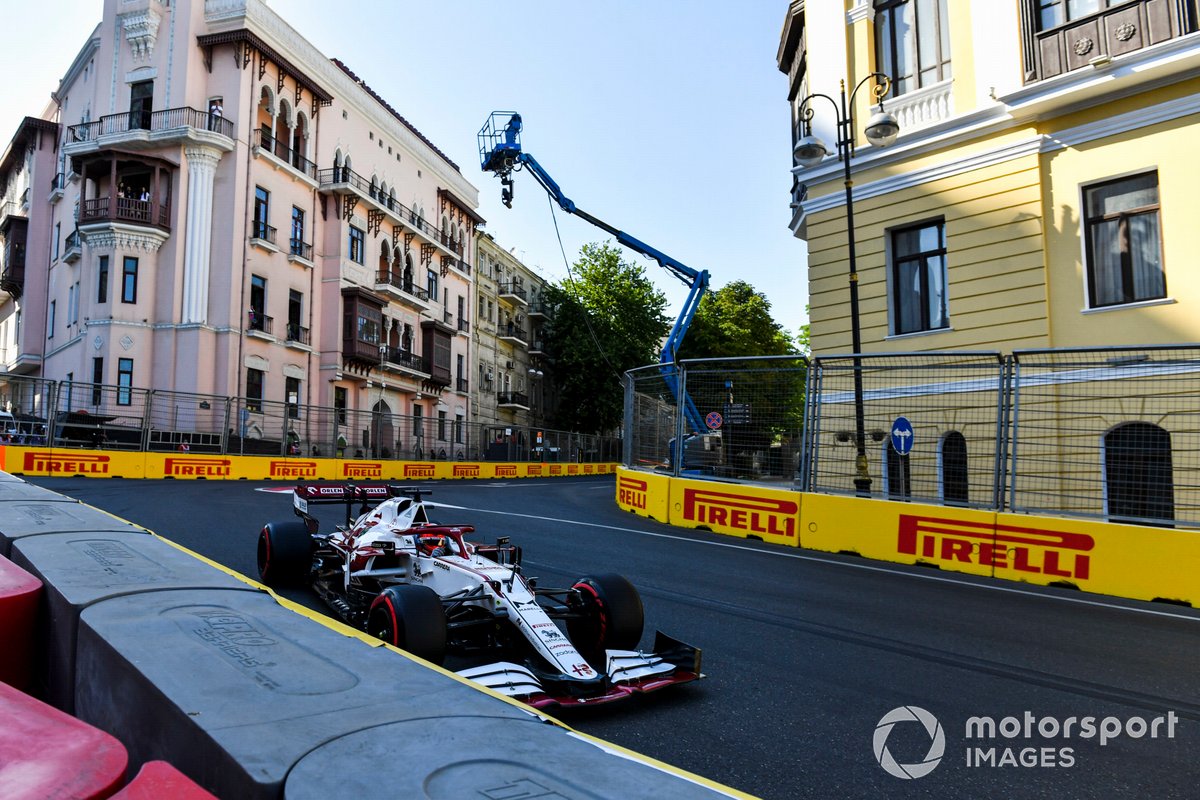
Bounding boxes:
0 554 41 690
0 680 128 800
111 761 218 800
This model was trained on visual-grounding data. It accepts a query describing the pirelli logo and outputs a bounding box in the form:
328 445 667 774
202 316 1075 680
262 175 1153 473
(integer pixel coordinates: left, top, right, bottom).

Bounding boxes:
453 464 480 478
682 488 798 538
596 464 609 474
164 457 231 477
549 464 563 475
897 515 1094 580
618 476 647 510
269 460 318 478
495 464 518 477
526 464 543 476
343 461 382 479
567 464 580 475
583 464 594 474
403 463 436 478
24 452 110 475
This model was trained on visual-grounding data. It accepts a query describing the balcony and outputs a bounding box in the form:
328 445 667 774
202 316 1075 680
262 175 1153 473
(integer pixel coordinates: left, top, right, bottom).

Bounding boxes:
442 254 471 276
49 173 65 203
456 377 469 393
317 166 459 258
1 240 26 299
498 322 528 347
382 346 428 376
527 301 548 319
374 269 431 310
80 196 171 231
62 230 82 263
497 391 531 411
253 129 318 180
250 220 278 250
529 340 546 356
285 322 311 346
498 281 528 306
288 238 313 266
1026 0 1196 82
65 106 235 156
247 310 273 338
886 79 953 133
0 201 26 228
457 318 470 335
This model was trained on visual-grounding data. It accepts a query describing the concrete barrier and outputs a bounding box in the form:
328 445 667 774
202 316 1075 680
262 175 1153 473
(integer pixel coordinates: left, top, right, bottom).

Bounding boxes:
0 499 148 558
111 760 218 799
11 531 258 712
0 680 128 800
0 554 41 691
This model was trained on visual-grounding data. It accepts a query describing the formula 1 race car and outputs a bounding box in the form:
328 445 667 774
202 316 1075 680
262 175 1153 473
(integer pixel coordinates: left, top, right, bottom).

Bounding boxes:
255 484 702 708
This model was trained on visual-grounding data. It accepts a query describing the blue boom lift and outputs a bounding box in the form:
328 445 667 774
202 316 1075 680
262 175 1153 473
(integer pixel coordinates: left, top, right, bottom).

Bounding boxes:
478 112 710 445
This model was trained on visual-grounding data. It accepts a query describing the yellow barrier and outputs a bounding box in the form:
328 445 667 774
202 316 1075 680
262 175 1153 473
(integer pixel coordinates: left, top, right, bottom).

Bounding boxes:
0 445 618 483
667 475 801 547
614 468 671 523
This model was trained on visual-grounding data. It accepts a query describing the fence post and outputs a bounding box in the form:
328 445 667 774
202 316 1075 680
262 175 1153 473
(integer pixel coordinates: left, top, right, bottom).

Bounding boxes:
672 364 686 478
1006 354 1021 513
622 372 633 468
141 391 154 451
993 356 1011 511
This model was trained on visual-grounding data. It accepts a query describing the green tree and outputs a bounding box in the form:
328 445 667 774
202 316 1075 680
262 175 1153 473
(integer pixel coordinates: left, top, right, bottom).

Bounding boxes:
676 280 797 360
542 242 669 433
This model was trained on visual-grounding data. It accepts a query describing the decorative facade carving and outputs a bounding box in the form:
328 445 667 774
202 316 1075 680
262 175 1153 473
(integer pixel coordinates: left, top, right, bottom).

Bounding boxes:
79 224 168 253
121 9 162 61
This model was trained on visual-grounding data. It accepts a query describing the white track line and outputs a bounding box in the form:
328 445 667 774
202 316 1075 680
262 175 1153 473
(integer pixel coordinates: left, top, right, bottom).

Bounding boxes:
435 503 1200 624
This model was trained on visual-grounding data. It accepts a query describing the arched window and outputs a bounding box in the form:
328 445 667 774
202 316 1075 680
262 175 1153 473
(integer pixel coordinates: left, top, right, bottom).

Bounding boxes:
292 112 309 167
1104 422 1174 525
369 175 378 200
378 241 391 281
940 431 968 506
256 86 275 148
884 440 911 501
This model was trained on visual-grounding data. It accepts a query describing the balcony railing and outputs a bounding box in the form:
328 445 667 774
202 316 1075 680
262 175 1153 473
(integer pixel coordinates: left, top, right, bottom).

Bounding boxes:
67 106 235 142
375 270 431 302
457 377 469 393
50 173 65 193
289 238 313 260
63 230 82 263
1 241 25 297
383 346 427 373
499 323 528 345
457 318 470 333
442 254 471 275
317 165 451 243
247 311 273 334
497 391 530 407
285 323 310 345
250 220 277 244
255 129 318 179
498 282 528 302
80 196 171 229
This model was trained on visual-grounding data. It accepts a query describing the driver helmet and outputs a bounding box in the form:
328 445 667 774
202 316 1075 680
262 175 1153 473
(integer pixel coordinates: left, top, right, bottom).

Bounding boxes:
418 533 448 557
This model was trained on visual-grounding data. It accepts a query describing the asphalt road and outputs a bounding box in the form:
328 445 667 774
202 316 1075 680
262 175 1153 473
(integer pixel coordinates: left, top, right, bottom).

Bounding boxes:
30 475 1200 800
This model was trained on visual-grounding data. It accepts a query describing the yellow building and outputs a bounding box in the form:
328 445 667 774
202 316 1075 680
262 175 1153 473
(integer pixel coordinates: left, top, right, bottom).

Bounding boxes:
780 0 1200 355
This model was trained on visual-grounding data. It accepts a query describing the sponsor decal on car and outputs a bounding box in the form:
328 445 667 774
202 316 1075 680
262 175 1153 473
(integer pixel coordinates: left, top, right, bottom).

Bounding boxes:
618 476 648 509
269 460 318 478
24 452 110 475
681 487 798 538
343 461 382 479
164 457 231 478
404 463 436 478
453 464 481 477
897 515 1094 579
495 464 518 477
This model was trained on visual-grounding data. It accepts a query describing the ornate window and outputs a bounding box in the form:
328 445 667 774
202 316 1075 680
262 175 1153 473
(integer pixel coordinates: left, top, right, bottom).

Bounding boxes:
874 0 951 97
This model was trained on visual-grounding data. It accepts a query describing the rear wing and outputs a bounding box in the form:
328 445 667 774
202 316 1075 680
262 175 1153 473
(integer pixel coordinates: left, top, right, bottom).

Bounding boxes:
291 484 431 526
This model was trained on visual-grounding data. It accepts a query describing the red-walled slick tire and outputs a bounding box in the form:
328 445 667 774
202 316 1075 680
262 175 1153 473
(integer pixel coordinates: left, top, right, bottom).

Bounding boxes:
256 519 312 587
567 573 644 664
368 584 447 665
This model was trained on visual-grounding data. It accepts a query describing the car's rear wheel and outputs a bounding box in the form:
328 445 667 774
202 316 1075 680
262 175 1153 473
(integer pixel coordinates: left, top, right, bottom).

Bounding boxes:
567 573 644 664
256 519 313 586
368 585 447 665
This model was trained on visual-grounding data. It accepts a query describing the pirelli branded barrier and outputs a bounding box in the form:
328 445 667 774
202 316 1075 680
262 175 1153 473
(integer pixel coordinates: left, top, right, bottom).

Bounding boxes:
2 471 747 800
616 467 1200 607
0 445 618 482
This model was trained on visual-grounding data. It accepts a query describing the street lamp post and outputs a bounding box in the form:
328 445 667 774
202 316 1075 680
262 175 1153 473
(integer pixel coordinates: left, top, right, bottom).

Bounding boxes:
794 73 899 496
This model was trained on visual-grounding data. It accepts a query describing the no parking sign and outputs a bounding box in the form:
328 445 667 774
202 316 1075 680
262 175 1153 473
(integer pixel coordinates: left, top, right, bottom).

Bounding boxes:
705 411 723 430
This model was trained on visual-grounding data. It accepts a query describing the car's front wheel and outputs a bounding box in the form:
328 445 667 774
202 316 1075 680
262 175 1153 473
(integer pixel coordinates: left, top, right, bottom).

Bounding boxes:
256 520 313 587
567 573 645 664
368 585 447 665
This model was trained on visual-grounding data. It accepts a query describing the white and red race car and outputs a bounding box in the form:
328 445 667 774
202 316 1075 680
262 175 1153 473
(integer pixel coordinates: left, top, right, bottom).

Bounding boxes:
256 484 702 708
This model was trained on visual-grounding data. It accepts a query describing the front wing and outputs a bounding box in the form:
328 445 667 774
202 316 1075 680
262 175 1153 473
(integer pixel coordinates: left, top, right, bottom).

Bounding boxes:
456 632 703 709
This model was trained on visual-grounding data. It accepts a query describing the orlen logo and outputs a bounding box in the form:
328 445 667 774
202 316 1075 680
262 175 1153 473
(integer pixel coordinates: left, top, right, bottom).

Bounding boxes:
24 452 110 475
403 463 436 478
526 464 543 476
164 457 231 478
682 488 798 538
618 476 648 510
343 461 382 479
269 460 317 478
453 464 480 478
898 515 1093 580
495 464 518 477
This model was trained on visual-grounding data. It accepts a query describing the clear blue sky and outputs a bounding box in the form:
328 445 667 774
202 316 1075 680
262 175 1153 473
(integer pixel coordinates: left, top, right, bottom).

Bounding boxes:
0 0 809 336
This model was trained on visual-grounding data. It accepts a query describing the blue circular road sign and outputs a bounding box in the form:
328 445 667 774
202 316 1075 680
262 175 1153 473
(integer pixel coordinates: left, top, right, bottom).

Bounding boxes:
891 416 914 456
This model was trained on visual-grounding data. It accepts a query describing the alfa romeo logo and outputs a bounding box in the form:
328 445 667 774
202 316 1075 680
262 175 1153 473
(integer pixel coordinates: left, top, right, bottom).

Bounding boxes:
873 706 945 779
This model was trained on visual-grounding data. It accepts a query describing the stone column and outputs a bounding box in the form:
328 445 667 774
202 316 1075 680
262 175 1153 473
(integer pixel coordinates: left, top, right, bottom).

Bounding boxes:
182 146 222 324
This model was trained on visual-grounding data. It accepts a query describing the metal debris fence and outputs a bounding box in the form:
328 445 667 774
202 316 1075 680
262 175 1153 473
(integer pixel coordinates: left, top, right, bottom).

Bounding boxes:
0 375 619 463
624 345 1200 527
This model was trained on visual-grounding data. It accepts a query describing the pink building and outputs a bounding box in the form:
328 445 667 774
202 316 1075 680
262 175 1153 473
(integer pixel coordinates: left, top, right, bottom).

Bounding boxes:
0 0 479 457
